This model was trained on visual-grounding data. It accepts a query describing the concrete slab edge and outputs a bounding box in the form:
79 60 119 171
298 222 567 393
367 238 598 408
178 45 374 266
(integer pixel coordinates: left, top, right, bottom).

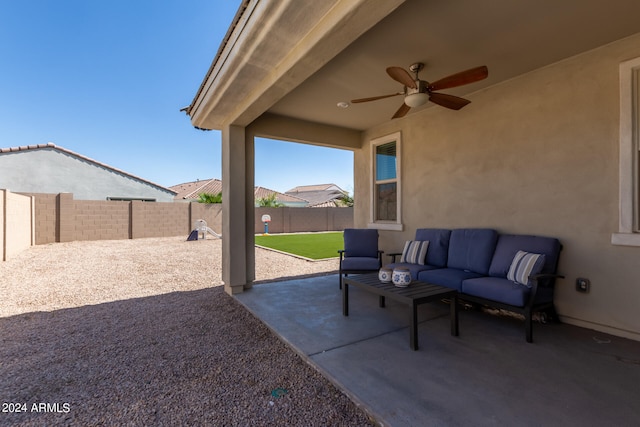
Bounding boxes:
234 294 387 427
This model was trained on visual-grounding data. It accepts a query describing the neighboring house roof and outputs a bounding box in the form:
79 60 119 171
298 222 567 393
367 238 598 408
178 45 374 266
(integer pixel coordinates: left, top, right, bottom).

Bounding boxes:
0 143 176 200
169 178 223 200
254 186 306 205
286 183 348 207
287 183 344 193
170 178 308 206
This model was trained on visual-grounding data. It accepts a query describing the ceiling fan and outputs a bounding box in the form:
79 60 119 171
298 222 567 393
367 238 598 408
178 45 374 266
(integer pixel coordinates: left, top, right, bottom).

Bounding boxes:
351 63 488 119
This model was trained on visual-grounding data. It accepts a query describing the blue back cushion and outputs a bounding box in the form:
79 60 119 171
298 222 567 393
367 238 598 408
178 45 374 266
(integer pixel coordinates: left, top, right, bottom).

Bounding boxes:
447 229 498 275
489 234 562 278
414 228 451 267
343 228 379 258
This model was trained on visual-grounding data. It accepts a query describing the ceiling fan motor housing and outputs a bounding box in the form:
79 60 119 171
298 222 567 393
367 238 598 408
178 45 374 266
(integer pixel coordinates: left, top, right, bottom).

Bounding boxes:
406 80 428 95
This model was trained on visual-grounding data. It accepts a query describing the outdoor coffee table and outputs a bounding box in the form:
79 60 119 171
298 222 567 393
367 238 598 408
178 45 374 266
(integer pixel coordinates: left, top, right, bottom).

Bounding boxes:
342 273 459 350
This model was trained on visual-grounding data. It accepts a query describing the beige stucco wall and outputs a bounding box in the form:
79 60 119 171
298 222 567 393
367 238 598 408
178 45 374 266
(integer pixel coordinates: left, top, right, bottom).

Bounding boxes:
1 189 34 261
355 33 640 340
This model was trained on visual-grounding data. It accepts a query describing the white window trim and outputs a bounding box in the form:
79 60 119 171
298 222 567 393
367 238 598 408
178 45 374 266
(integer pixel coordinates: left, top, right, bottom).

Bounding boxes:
612 57 640 246
368 132 403 231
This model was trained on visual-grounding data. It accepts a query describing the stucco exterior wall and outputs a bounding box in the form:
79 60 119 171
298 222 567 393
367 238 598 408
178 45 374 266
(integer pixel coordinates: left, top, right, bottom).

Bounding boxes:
0 147 175 202
355 33 640 340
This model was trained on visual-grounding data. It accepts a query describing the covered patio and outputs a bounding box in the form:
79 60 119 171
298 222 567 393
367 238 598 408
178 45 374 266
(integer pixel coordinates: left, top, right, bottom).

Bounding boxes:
182 2 640 423
236 275 640 426
184 0 640 345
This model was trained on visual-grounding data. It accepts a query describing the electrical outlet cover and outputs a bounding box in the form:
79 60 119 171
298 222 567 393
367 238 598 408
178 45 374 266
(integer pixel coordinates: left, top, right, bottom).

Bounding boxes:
576 278 590 292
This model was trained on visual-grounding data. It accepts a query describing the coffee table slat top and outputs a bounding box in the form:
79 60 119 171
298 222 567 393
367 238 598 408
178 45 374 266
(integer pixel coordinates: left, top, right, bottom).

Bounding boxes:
343 273 456 302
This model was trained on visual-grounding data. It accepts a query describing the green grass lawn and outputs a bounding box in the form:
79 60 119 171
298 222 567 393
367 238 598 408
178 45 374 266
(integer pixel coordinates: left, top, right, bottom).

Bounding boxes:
255 232 343 260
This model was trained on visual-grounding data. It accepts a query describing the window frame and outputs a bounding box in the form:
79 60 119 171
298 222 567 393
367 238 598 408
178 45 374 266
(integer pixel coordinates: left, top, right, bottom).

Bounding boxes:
612 57 640 246
368 132 403 231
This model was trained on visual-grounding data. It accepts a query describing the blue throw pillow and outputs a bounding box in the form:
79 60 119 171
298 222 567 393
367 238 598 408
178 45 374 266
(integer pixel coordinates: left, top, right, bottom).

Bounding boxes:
507 250 546 287
400 240 429 265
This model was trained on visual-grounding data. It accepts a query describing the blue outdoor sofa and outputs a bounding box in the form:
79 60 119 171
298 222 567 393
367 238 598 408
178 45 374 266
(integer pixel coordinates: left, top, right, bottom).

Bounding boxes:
386 228 563 342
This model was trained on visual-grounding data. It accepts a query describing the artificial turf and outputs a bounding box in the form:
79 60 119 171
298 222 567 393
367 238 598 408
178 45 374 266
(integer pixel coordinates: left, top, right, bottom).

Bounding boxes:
255 232 343 260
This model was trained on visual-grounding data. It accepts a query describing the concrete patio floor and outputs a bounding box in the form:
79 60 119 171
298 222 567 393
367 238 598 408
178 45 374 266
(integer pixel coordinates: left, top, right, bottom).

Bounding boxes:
235 274 640 427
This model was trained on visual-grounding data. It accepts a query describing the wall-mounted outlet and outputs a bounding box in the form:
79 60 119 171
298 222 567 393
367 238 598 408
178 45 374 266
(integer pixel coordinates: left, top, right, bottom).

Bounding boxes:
576 278 590 293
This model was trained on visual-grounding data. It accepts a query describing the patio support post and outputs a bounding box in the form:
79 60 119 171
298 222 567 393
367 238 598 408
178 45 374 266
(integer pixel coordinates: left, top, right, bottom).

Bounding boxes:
221 124 253 295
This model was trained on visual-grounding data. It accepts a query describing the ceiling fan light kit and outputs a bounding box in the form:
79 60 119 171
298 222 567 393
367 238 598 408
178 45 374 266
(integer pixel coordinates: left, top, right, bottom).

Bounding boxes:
351 62 488 119
404 91 429 108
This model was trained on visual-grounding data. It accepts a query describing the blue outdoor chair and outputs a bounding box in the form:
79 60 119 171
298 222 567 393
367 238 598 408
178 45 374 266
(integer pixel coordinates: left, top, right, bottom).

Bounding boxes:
338 228 383 289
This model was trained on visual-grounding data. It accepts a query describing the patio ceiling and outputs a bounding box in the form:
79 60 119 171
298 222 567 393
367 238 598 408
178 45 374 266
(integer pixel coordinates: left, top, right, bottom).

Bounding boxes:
189 0 640 132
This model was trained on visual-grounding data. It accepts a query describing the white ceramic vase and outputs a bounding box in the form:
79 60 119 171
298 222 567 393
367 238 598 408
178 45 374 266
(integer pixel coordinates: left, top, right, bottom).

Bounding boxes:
378 267 393 283
392 268 411 287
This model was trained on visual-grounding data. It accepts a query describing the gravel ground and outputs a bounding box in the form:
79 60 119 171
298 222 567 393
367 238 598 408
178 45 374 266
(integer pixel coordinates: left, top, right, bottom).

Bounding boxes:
0 237 376 426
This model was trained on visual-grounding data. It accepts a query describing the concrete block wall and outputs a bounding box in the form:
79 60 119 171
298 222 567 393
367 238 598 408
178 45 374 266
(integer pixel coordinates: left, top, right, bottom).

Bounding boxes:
32 193 57 244
1 189 34 261
290 207 327 232
131 201 188 239
57 193 74 243
255 207 353 234
74 200 130 241
331 207 353 230
15 193 351 245
24 193 226 243
190 202 223 234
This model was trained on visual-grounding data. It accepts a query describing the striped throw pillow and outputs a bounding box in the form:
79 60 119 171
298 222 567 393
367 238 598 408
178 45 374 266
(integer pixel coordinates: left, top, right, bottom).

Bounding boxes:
507 250 546 287
400 240 429 265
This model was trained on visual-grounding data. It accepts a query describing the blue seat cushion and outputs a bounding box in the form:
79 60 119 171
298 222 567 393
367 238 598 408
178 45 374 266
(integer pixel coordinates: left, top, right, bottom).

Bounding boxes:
461 276 531 307
341 257 380 271
343 228 379 258
447 229 498 275
418 268 483 291
489 234 561 278
385 262 439 280
414 228 451 267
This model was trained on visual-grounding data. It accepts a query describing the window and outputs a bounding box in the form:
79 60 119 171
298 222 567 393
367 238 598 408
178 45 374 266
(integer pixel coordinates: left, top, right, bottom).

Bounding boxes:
613 57 640 246
369 132 402 230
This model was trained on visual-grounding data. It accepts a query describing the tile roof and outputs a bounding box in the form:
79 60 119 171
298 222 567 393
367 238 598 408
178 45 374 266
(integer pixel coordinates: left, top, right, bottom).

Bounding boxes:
286 183 343 193
285 183 348 207
0 143 176 194
169 179 223 200
170 179 307 204
254 186 306 203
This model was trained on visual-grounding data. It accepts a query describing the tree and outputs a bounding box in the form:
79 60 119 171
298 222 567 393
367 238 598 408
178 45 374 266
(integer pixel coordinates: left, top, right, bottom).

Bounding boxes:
256 193 283 207
197 192 222 204
337 192 354 207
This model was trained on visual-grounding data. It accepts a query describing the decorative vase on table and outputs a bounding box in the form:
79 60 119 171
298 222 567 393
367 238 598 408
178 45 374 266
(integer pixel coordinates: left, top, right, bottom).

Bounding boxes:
378 267 393 283
392 268 411 287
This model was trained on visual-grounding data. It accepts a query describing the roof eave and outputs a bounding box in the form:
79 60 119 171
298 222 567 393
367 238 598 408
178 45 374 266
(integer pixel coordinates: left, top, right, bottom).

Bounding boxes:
186 0 406 130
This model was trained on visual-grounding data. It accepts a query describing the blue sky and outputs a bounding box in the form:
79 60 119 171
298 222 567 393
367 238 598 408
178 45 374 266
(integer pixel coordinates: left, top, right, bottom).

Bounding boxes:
0 1 354 194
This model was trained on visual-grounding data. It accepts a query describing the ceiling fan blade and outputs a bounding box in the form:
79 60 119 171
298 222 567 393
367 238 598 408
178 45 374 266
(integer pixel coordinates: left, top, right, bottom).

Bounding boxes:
392 103 411 119
429 92 471 110
386 67 417 89
351 92 402 103
428 66 488 91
